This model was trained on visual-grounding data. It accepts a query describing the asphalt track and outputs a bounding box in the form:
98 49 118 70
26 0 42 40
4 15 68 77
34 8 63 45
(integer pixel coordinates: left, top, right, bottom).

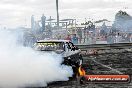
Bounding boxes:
46 52 132 88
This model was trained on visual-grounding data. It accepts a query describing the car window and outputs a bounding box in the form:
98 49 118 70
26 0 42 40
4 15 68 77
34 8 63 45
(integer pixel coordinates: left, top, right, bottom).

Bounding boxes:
66 42 74 50
35 42 65 51
69 42 75 48
66 42 71 49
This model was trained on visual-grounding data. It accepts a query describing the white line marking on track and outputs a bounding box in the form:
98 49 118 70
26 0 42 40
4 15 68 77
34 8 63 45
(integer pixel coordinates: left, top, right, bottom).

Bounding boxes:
92 59 123 74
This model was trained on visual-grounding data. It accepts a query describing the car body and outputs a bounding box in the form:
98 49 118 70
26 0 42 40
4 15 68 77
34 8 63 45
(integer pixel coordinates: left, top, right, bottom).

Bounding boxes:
33 40 83 76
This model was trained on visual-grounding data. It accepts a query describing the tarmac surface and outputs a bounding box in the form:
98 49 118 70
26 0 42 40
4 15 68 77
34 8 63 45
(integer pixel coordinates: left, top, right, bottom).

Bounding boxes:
46 52 132 88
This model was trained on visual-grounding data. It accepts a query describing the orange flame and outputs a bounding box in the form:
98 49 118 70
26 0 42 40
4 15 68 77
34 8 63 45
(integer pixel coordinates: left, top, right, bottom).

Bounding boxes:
78 66 86 76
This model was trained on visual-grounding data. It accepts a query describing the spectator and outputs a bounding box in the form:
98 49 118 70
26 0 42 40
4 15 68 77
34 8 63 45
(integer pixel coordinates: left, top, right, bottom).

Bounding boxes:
114 33 122 43
57 35 61 40
107 35 114 44
65 35 71 41
78 36 82 44
129 34 132 42
72 34 78 44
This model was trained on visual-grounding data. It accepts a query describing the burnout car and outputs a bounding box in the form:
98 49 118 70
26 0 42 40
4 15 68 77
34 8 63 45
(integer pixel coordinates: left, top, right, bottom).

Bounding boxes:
33 40 83 76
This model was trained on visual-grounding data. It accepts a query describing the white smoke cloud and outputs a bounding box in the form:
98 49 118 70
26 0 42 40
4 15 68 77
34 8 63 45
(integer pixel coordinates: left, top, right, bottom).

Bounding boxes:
0 29 73 88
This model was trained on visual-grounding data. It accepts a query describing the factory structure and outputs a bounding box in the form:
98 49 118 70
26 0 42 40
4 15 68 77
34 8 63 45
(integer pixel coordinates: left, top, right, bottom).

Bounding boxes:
31 14 78 39
23 10 132 47
30 14 112 43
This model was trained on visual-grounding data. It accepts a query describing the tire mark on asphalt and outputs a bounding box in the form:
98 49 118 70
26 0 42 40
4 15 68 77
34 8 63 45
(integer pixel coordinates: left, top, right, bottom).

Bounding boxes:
92 58 123 74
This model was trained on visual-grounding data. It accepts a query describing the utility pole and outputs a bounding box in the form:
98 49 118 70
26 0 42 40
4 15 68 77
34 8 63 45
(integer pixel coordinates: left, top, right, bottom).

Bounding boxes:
56 0 59 30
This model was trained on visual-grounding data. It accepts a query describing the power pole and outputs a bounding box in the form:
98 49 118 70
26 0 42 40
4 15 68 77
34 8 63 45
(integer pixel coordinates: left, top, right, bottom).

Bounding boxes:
56 0 59 30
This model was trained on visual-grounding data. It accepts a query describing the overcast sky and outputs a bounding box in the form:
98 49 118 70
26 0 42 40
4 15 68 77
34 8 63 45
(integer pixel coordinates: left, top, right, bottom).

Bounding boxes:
0 0 132 28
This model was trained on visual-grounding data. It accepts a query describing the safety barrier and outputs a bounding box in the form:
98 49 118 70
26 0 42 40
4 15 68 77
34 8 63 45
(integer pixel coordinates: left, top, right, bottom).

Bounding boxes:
75 43 132 55
75 43 132 50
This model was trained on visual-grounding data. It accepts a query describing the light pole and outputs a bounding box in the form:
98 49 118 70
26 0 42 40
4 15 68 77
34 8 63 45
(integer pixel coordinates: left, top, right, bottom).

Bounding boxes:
56 0 59 30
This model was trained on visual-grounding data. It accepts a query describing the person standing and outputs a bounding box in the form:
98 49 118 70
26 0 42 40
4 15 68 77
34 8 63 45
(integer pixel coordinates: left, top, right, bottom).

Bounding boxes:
41 14 46 32
72 34 78 44
65 35 71 41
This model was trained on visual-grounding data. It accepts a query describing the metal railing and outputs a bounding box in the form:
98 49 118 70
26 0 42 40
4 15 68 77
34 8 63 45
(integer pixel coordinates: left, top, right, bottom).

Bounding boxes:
75 43 132 50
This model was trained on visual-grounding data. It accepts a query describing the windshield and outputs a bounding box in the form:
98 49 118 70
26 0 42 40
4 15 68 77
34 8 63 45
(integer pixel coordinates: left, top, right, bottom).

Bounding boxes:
34 42 64 51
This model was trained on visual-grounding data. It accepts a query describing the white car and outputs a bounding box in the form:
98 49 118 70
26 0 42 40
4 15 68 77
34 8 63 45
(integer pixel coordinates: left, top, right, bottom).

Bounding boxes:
34 40 83 76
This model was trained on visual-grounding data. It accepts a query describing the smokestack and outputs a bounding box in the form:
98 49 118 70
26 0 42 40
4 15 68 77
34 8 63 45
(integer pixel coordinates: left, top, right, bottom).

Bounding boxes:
56 0 59 30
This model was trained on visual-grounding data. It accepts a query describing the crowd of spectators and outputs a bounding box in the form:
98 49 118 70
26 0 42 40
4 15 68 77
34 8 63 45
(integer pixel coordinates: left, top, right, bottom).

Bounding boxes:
63 32 132 45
